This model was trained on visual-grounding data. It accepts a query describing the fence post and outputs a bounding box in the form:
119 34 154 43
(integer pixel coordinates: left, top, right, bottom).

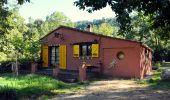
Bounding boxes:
53 67 60 77
79 62 87 82
31 62 37 74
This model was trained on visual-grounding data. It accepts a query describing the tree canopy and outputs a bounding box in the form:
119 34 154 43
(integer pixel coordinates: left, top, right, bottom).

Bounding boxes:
0 6 74 61
74 0 170 38
1 0 30 5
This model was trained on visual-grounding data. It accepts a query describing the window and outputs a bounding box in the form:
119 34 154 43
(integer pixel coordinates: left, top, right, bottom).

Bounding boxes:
117 51 125 60
80 44 92 57
50 46 59 66
73 43 99 58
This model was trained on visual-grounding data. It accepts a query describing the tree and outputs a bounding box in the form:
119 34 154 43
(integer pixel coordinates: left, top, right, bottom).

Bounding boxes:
94 23 118 37
45 12 74 32
75 18 119 31
2 0 30 5
0 0 30 59
74 0 170 38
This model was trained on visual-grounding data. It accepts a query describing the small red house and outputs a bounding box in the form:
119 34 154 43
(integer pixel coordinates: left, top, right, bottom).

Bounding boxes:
41 25 152 79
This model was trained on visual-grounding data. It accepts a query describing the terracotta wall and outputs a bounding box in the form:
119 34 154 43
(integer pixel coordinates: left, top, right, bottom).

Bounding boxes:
139 47 152 79
43 27 152 79
100 37 141 78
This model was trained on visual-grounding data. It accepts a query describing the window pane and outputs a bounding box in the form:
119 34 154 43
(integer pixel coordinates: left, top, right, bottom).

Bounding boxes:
52 47 55 53
50 46 60 65
55 47 59 64
82 45 87 56
87 45 92 56
79 44 92 57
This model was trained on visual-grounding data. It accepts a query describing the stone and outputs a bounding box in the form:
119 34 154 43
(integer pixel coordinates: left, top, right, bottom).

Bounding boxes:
161 69 170 81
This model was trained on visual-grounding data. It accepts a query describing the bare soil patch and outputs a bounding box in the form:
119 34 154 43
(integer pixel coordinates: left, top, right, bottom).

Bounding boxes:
52 79 170 100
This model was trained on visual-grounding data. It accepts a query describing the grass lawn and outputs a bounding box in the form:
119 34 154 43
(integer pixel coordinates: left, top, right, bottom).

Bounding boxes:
137 70 170 89
0 73 85 99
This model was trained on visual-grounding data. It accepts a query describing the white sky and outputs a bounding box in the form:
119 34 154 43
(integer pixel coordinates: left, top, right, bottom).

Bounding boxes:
19 0 115 22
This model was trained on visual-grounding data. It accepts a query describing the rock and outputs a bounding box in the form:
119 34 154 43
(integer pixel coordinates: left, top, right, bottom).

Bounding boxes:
161 69 170 81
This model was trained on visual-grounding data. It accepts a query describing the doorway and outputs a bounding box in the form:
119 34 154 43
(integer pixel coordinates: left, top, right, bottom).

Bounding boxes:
49 46 59 67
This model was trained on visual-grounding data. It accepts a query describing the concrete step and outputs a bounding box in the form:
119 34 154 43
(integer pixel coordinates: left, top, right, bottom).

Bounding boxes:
57 70 79 82
36 68 53 76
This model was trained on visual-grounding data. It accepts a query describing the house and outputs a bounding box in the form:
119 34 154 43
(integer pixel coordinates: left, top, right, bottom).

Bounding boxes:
40 25 152 79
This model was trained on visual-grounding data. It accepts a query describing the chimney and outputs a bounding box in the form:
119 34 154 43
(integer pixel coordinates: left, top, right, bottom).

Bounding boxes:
87 24 93 32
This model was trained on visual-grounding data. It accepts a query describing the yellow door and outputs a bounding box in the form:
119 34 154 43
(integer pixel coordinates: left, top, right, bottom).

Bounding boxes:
59 45 67 69
42 45 48 67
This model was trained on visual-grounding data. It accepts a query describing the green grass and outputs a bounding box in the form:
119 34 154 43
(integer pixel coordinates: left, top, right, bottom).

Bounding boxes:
136 70 170 89
162 62 170 67
137 62 170 89
0 73 85 99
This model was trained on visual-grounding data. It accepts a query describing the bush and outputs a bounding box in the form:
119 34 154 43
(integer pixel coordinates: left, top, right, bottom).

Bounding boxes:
155 62 161 69
0 86 18 100
0 52 7 62
0 61 13 73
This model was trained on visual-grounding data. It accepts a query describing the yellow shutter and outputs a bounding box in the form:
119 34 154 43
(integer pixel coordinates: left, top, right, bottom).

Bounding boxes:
42 45 48 67
73 45 79 57
59 45 67 69
92 44 99 57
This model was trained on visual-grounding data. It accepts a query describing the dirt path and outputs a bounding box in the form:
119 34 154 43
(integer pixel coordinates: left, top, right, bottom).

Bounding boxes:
52 79 170 100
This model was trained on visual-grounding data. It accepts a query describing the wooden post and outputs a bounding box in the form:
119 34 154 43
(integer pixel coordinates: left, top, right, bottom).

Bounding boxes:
16 58 19 76
11 62 19 76
79 62 87 82
31 62 37 74
53 67 60 77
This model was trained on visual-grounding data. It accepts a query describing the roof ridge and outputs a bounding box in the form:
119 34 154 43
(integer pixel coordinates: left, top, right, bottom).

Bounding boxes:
40 25 152 51
59 25 142 43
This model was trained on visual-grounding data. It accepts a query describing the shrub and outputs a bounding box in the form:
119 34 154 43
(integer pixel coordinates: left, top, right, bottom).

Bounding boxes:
155 62 161 69
0 86 18 100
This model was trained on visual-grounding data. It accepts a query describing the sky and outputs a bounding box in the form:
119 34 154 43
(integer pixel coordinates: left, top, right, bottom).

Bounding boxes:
19 0 115 22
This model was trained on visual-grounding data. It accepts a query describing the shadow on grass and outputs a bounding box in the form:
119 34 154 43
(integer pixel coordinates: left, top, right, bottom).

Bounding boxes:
137 71 170 90
148 79 170 89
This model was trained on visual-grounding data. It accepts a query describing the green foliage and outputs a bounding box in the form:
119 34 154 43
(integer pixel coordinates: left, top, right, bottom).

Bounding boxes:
45 12 74 32
0 52 7 61
0 6 74 62
136 70 170 89
42 95 49 100
76 18 120 37
0 86 18 100
148 72 170 89
94 23 118 37
74 0 170 39
155 62 161 69
2 0 30 5
0 74 66 97
0 73 86 98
